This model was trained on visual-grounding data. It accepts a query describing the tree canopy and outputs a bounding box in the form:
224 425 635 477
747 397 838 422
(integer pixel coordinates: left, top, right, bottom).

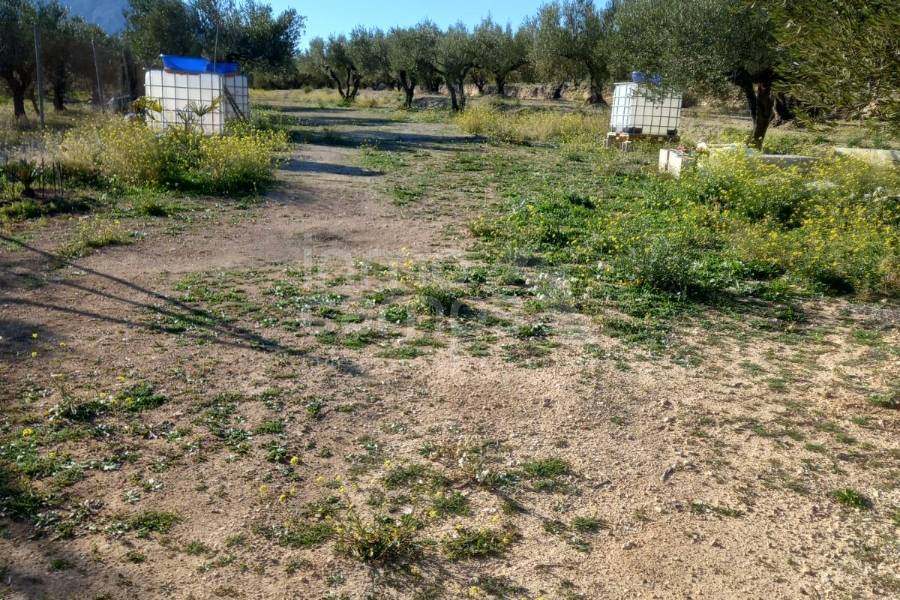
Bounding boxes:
760 0 900 127
473 17 530 96
124 0 304 78
613 0 779 146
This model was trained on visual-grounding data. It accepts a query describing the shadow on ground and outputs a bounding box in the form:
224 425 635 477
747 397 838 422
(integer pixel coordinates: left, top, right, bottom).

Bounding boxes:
281 159 380 177
0 235 306 357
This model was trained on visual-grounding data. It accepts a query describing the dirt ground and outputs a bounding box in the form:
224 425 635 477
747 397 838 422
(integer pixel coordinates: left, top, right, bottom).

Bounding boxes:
1 106 898 600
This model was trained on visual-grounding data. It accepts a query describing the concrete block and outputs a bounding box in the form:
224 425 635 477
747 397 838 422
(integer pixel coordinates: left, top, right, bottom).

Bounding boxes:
659 148 696 177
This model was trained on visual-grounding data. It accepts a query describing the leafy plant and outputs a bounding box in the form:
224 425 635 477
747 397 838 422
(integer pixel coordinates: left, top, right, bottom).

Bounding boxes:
334 508 419 564
441 525 517 560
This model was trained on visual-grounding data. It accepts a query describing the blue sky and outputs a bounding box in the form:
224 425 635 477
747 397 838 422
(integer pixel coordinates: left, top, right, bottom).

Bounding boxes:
270 1 547 47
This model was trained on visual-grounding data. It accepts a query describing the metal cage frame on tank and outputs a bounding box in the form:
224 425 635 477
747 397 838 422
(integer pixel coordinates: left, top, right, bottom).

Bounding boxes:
143 55 250 135
607 76 682 150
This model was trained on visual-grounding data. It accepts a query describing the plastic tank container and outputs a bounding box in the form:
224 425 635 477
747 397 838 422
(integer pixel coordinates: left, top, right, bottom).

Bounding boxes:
609 82 682 138
144 56 249 135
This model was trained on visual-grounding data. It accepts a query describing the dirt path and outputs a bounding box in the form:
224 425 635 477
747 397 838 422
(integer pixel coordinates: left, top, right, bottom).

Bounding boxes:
1 108 897 600
1 109 461 356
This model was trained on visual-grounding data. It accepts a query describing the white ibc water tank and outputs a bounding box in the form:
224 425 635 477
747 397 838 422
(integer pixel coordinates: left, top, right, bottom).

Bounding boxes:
609 82 682 137
144 69 249 135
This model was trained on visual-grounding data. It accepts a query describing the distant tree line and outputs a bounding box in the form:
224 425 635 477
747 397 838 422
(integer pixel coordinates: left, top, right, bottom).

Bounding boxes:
0 0 304 120
301 0 898 145
123 0 305 86
0 0 130 118
2 0 896 145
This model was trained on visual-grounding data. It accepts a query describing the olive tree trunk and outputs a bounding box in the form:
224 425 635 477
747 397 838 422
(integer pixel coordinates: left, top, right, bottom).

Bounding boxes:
495 75 507 97
3 76 29 119
398 71 416 109
735 70 776 149
586 75 608 106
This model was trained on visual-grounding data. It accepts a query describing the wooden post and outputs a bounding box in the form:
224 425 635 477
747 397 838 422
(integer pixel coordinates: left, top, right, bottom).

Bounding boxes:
121 46 132 99
33 16 45 129
91 37 104 110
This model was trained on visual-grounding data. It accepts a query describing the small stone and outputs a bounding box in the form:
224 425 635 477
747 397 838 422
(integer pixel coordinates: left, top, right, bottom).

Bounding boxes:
622 541 636 550
661 465 677 482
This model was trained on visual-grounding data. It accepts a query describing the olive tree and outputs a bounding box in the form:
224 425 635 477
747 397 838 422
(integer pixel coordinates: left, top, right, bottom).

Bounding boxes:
527 3 578 99
124 0 200 63
529 0 613 103
348 26 391 88
473 17 531 96
310 34 361 101
614 0 779 147
760 0 899 126
432 23 477 111
0 0 37 118
387 23 438 108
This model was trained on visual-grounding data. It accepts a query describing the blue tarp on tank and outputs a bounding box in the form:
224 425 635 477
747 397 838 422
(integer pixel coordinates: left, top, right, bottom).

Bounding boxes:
160 55 239 75
631 71 663 86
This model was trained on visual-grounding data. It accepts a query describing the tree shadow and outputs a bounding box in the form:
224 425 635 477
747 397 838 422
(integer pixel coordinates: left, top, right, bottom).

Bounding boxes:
280 159 381 177
302 130 482 153
0 319 55 355
0 465 123 599
0 235 309 358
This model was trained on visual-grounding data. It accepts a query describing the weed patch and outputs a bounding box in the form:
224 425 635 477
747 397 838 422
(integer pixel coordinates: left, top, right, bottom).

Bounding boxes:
441 525 517 560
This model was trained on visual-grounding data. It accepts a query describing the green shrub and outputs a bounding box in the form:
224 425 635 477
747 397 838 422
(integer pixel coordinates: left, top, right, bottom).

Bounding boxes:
59 218 132 258
413 284 465 316
57 118 288 196
456 106 609 145
198 127 288 194
0 174 26 204
474 149 898 300
383 304 409 324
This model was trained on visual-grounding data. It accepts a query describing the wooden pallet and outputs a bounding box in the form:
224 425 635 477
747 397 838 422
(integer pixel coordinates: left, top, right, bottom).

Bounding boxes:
605 131 679 151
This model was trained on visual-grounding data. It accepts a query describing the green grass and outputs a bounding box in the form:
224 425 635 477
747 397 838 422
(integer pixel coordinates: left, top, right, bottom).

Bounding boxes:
521 458 571 479
125 510 181 535
413 285 466 316
831 488 872 510
462 129 899 357
430 490 470 517
378 345 424 359
867 391 898 410
571 516 605 533
258 519 334 548
441 525 517 560
117 383 168 413
383 463 445 491
254 419 285 435
185 540 214 556
59 218 133 258
358 146 408 172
